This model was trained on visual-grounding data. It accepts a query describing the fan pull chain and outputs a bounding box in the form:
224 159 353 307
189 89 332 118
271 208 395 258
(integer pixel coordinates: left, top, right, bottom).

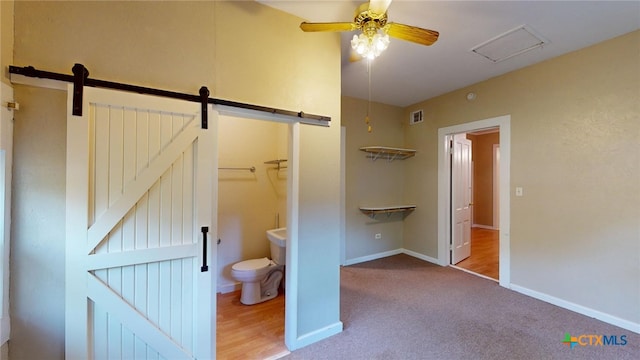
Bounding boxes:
366 59 372 133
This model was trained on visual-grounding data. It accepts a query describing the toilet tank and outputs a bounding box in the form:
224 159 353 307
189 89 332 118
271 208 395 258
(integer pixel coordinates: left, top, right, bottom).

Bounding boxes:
270 241 286 265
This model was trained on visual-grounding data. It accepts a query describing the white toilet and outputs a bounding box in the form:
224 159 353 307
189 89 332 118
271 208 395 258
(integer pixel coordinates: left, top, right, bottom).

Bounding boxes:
231 228 286 305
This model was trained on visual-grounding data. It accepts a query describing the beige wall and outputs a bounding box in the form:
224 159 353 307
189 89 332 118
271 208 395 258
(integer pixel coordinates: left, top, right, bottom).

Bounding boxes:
468 132 499 227
11 85 67 360
403 30 639 324
15 1 215 93
217 116 287 292
342 96 406 262
11 1 341 358
0 0 13 85
0 1 13 354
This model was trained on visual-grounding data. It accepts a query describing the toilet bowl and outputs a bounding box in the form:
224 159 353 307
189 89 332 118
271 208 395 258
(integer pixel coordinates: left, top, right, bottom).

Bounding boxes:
231 257 283 305
230 228 287 305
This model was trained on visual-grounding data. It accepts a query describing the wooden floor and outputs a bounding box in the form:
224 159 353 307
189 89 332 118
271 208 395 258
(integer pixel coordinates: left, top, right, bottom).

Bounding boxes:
217 290 288 360
456 228 499 280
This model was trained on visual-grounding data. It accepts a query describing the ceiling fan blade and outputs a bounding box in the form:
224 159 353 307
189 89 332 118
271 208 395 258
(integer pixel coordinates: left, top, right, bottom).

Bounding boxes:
368 0 393 16
385 22 439 46
300 22 357 32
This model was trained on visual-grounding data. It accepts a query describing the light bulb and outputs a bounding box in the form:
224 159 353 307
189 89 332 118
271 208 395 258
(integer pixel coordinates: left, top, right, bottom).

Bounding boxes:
376 34 389 51
351 34 359 49
351 30 390 60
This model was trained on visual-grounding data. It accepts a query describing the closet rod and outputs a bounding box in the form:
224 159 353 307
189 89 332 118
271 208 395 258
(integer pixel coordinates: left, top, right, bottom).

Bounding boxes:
8 64 331 125
218 166 256 173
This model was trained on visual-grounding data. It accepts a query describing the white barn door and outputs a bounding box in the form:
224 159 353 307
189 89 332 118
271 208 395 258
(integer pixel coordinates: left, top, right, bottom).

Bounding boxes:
65 86 215 359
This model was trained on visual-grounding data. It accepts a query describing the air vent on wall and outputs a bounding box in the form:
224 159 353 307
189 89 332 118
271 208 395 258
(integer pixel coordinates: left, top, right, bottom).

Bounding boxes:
471 24 549 63
410 109 423 125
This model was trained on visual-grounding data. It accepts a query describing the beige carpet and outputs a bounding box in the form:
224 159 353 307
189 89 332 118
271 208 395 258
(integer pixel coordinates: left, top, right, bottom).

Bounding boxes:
284 254 639 360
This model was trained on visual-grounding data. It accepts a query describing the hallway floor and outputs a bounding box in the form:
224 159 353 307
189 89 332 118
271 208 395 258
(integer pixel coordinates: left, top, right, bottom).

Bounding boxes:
456 227 499 280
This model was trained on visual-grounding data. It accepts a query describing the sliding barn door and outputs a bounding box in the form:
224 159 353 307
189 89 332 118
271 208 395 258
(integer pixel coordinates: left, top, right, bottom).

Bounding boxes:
65 86 215 359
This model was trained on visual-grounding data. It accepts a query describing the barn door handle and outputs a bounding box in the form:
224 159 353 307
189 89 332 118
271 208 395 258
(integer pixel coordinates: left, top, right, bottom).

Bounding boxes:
201 226 209 272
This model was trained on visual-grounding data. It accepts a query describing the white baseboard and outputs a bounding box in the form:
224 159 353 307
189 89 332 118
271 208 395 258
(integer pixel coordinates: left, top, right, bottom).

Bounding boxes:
344 249 403 266
510 284 640 334
291 321 343 350
472 224 498 230
401 248 442 266
217 282 241 294
345 248 442 267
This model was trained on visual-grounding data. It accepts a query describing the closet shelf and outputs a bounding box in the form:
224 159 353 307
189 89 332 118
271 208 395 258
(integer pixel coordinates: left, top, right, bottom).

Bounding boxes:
264 159 287 170
360 146 416 162
359 205 416 219
264 159 287 165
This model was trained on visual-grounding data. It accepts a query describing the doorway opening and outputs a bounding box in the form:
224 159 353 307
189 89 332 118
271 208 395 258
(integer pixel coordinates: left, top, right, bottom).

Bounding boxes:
451 128 500 281
437 115 511 288
215 114 294 359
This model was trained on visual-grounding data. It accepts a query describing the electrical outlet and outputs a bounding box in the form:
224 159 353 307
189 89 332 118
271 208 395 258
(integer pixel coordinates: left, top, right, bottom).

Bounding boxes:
375 233 382 239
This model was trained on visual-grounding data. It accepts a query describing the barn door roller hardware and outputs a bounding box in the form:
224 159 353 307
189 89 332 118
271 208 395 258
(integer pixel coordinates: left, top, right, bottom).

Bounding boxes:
71 64 88 116
9 63 331 128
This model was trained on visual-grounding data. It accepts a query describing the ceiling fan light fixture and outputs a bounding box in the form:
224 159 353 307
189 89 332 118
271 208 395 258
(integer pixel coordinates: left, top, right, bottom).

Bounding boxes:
301 0 439 63
351 31 390 60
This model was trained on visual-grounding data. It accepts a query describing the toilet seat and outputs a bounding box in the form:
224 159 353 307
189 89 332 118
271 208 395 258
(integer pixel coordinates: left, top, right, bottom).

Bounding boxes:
232 257 272 272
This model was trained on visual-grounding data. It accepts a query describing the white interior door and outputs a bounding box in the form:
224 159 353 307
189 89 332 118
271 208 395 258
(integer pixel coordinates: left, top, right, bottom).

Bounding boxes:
451 133 472 264
493 144 500 230
65 86 215 359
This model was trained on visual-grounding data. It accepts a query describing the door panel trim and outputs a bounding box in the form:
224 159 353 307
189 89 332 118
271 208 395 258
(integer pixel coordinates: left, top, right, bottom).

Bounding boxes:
87 274 191 359
87 244 197 270
87 125 200 252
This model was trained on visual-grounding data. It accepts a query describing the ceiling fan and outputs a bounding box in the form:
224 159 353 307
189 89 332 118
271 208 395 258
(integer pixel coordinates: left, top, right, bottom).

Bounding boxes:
299 0 439 60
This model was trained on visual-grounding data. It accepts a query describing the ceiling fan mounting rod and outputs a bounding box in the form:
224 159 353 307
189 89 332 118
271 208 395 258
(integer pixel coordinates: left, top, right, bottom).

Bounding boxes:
354 3 388 33
362 21 382 37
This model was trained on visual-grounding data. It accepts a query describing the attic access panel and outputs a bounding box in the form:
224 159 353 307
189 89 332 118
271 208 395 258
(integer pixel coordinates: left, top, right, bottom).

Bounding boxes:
471 25 549 63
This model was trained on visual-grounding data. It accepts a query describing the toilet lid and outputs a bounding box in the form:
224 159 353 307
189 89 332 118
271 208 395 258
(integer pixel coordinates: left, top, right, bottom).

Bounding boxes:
232 257 271 271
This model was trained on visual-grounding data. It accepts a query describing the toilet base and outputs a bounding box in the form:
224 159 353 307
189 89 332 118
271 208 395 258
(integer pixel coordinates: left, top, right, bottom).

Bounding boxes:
239 268 283 305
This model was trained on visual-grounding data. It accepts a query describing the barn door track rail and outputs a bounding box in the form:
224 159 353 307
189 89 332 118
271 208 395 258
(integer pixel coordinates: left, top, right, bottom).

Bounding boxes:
9 63 331 128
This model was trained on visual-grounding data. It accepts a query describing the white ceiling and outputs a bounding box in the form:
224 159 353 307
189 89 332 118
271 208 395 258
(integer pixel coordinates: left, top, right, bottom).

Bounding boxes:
259 0 640 107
